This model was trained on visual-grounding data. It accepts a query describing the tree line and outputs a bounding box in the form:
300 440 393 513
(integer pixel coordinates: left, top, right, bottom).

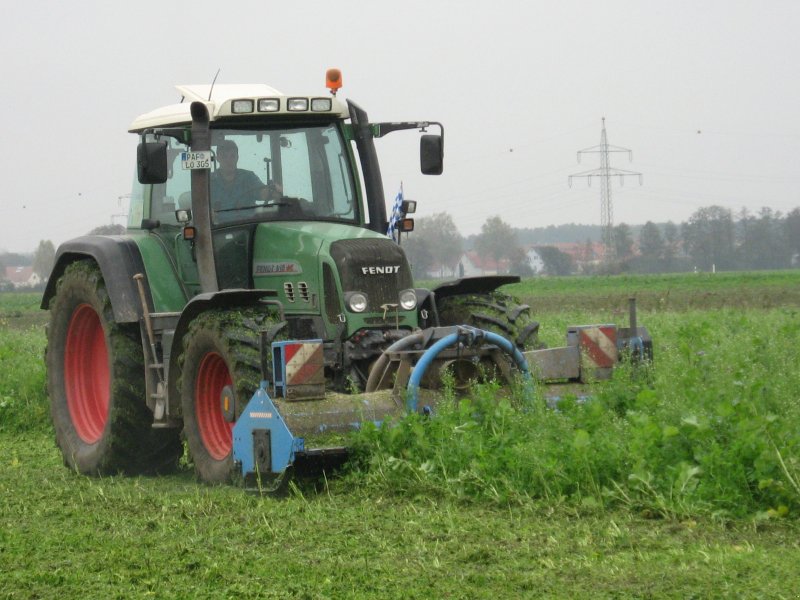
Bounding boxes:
0 225 124 290
402 213 570 278
2 209 797 289
403 205 800 278
623 206 800 274
0 240 54 291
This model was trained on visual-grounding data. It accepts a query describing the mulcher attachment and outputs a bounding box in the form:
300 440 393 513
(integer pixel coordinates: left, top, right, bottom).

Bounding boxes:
232 326 534 490
231 383 350 494
231 312 651 491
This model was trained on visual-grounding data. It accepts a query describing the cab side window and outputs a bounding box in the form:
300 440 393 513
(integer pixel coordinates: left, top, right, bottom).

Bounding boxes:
322 126 355 218
151 143 191 226
128 175 146 228
280 132 313 201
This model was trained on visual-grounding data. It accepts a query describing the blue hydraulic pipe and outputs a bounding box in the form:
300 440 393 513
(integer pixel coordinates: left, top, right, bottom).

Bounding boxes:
406 332 457 412
406 327 533 412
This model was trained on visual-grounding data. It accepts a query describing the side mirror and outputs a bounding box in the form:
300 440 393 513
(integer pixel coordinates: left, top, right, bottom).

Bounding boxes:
137 141 168 184
401 199 417 214
420 134 443 175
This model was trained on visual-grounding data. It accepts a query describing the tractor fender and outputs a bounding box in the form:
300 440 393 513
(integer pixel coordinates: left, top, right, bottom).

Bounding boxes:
41 236 148 324
417 276 522 328
430 275 521 302
166 289 282 417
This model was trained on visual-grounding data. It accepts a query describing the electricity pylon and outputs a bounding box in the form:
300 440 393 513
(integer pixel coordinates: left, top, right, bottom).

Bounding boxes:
569 118 642 260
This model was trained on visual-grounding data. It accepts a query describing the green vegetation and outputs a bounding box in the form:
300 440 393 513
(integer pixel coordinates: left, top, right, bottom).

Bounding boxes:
2 274 800 597
0 294 47 434
3 436 799 598
2 440 799 599
352 308 800 518
505 270 800 312
509 270 800 298
0 291 43 317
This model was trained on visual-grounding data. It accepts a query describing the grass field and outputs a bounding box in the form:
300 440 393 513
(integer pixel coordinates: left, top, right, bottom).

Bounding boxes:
503 270 800 312
2 271 800 598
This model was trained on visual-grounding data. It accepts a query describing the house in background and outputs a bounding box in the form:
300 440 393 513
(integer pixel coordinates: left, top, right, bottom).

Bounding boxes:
549 242 604 273
428 249 547 279
525 247 545 274
458 252 511 277
4 266 40 289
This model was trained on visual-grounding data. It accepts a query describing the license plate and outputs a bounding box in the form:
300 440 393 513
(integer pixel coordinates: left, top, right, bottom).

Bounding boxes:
181 151 212 170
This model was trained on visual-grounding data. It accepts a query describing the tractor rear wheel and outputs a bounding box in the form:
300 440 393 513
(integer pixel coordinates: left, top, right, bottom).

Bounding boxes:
179 309 273 484
46 260 181 475
435 290 543 350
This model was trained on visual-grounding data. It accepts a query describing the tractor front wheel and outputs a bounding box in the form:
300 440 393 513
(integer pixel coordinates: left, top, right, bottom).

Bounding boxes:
179 310 266 484
435 290 543 350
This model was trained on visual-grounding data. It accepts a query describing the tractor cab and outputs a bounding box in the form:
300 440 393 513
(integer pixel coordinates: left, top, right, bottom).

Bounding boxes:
129 78 442 305
126 75 444 391
142 124 361 229
133 121 365 295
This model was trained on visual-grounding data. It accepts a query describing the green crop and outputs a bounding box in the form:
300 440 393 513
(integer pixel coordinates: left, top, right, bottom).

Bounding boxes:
0 322 47 434
504 270 800 312
3 277 800 518
4 281 800 597
349 307 800 518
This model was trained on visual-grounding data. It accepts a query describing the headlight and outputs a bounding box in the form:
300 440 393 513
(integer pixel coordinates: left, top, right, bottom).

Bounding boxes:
399 289 417 311
347 292 368 313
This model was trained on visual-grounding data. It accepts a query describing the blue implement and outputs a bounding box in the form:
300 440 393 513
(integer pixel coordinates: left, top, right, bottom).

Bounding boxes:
232 382 303 477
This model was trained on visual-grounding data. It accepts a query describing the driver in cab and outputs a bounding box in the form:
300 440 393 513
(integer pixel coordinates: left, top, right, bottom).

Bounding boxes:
211 140 280 215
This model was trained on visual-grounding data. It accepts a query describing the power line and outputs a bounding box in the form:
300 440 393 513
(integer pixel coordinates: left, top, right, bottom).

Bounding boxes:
569 118 642 258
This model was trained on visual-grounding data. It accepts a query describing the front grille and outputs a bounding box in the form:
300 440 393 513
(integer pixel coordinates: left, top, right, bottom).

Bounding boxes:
364 315 407 325
330 239 413 311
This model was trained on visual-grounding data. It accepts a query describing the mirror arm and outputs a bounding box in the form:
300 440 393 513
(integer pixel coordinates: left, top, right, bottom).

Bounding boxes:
139 127 191 145
373 121 444 144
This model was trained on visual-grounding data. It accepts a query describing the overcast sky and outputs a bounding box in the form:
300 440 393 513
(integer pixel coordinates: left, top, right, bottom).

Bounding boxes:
1 0 798 253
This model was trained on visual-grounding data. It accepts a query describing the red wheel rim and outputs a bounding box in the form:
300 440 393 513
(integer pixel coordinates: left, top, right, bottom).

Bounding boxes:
195 352 233 460
64 304 110 444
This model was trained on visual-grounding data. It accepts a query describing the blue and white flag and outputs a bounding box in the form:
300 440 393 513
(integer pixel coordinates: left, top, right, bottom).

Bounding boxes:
386 183 404 243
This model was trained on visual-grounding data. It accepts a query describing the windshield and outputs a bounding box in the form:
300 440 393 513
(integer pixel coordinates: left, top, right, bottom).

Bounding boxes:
208 124 358 226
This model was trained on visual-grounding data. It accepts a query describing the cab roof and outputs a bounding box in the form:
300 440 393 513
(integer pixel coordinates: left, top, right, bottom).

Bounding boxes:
128 84 349 132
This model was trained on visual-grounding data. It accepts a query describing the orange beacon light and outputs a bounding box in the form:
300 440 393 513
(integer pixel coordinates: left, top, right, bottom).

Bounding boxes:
326 69 342 95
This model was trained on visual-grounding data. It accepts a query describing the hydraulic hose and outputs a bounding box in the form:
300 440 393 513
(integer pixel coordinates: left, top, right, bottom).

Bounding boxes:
406 327 532 412
364 332 426 393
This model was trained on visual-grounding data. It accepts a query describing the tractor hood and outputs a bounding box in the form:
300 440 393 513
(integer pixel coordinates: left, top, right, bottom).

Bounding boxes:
251 222 388 274
251 221 415 332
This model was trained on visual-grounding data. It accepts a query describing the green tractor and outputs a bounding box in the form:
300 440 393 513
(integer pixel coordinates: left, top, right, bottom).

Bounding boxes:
42 71 650 486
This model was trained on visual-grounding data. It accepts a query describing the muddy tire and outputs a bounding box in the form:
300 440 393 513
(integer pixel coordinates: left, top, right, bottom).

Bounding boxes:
179 309 277 484
435 290 543 350
46 260 181 475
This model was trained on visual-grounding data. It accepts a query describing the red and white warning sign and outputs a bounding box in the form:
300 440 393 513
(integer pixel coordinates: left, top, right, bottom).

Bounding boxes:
578 325 618 369
284 342 324 386
273 341 325 400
